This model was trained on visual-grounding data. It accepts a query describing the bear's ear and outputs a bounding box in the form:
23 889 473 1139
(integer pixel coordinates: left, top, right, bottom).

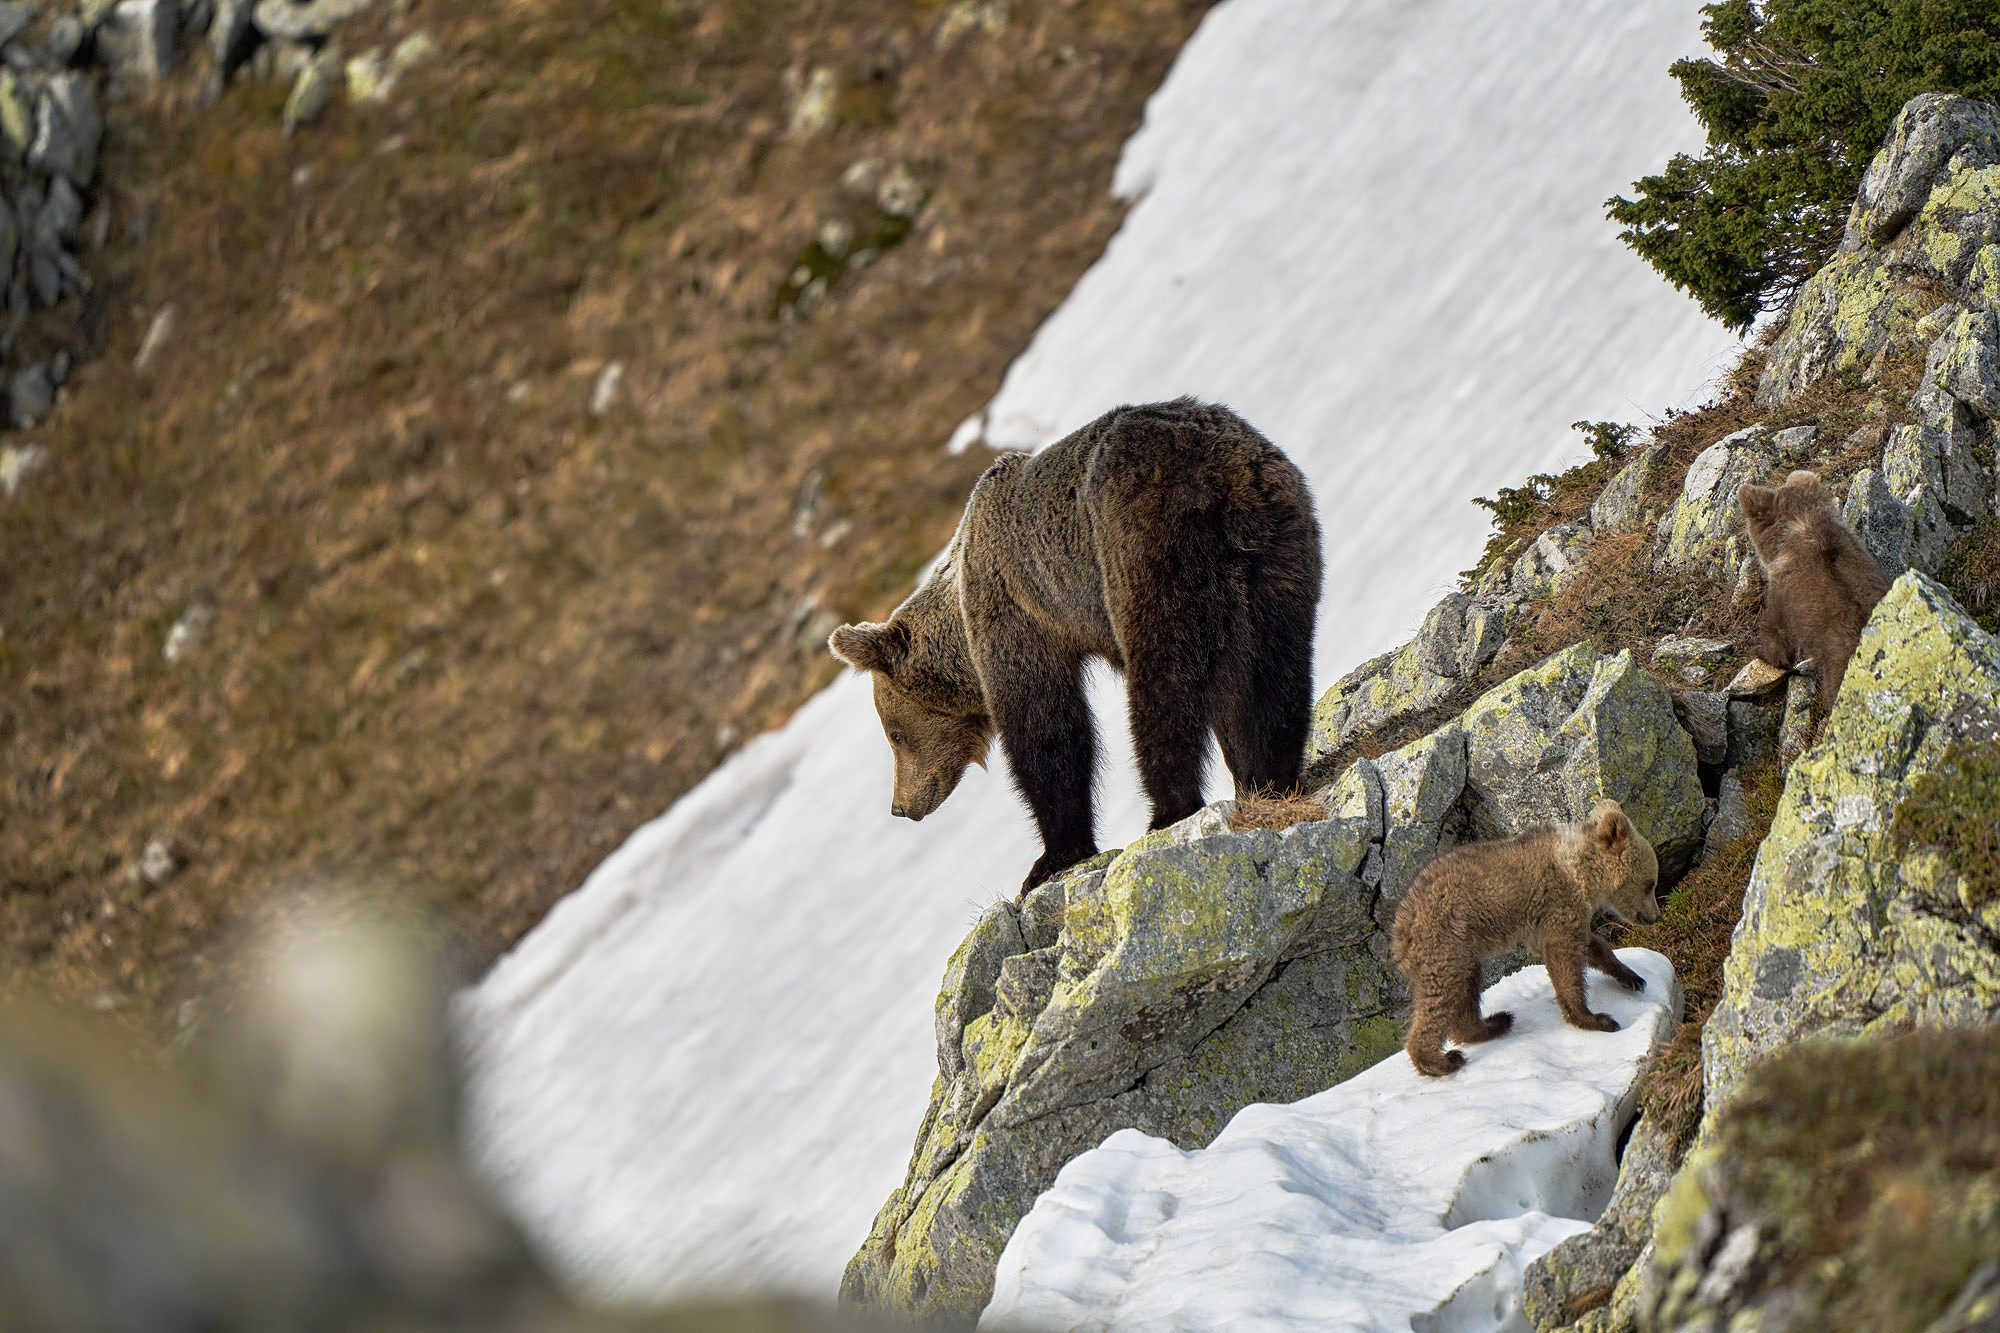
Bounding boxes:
1785 469 1821 490
829 621 908 675
1738 483 1776 524
1589 799 1633 853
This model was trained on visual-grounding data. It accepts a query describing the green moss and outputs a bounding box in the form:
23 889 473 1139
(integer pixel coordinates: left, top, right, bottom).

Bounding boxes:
1332 1012 1404 1082
1711 1026 2000 1330
1892 738 2000 911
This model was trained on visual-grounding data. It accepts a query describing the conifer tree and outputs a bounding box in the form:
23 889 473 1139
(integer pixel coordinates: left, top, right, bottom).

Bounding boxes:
1613 0 2000 329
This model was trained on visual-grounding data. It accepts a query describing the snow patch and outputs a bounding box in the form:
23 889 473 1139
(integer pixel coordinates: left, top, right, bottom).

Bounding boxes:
983 950 1680 1333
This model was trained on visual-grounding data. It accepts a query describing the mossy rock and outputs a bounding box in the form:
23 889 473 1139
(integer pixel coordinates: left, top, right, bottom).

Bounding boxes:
1701 572 2000 1108
842 809 1396 1325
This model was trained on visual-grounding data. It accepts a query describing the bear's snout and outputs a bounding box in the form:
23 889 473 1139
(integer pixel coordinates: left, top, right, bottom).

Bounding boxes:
892 802 916 821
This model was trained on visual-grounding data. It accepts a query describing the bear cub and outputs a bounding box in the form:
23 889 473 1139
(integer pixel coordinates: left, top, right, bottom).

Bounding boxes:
1739 470 1890 710
830 398 1322 893
1392 799 1660 1078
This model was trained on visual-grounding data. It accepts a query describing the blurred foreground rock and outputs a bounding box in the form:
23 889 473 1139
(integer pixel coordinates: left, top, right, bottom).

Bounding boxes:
0 892 903 1333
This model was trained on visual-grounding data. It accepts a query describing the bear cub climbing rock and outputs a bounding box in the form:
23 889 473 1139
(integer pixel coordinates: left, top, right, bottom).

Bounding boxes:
829 398 1322 893
1738 469 1890 709
1392 799 1660 1077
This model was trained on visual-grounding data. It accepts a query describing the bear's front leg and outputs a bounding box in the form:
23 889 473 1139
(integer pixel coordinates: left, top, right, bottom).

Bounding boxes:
1585 933 1646 991
974 613 1099 895
1546 936 1620 1033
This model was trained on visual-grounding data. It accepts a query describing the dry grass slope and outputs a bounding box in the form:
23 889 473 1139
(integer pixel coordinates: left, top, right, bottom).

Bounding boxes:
0 0 1216 1030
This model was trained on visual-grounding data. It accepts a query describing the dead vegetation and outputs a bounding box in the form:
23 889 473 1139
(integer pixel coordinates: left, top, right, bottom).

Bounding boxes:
0 0 1217 1030
1224 790 1328 833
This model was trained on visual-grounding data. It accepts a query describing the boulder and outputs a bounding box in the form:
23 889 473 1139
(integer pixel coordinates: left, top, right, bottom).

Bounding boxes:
1307 592 1511 759
1513 522 1591 597
843 814 1399 1325
1651 636 1734 686
1374 721 1466 902
1841 467 1913 576
1651 427 1781 578
1590 437 1667 532
27 73 102 187
95 0 175 81
1759 95 2000 408
1699 571 2000 1107
1461 645 1706 877
252 0 371 41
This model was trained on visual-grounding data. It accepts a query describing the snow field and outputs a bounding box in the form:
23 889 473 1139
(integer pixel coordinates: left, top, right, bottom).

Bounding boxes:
982 949 1681 1333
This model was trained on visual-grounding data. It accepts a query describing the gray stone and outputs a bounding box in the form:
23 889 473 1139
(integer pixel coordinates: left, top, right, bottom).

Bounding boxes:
1938 306 2000 418
1725 698 1781 771
1374 721 1466 903
1777 669 1817 761
28 73 102 186
46 15 84 64
1702 769 1753 859
209 0 253 72
1590 437 1666 532
1758 95 2000 408
1307 592 1513 760
932 900 1025 1084
96 0 176 81
1674 690 1728 768
163 603 215 664
0 4 34 48
1460 644 1707 877
137 838 180 887
1652 636 1735 686
9 359 52 426
1843 467 1913 576
1512 522 1590 597
281 49 339 135
844 814 1397 1323
1887 329 1996 524
1653 427 1780 578
252 0 371 41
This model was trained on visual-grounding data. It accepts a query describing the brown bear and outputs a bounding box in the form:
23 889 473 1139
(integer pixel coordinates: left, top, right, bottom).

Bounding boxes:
1391 799 1660 1078
1738 470 1891 710
829 398 1322 893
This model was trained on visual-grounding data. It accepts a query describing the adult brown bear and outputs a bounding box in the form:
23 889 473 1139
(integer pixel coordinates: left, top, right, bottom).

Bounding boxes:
829 398 1322 893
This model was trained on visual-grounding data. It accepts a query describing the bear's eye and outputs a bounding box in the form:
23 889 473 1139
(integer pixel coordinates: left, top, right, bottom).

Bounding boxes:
889 731 905 746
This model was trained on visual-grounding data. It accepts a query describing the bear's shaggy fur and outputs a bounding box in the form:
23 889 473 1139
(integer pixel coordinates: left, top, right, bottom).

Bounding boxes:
1739 470 1891 710
1391 799 1660 1077
830 398 1322 892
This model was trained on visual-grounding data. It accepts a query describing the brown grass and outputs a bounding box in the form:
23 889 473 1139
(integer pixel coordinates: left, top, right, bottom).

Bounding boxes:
1225 791 1329 833
0 0 1219 1029
1612 761 1785 1155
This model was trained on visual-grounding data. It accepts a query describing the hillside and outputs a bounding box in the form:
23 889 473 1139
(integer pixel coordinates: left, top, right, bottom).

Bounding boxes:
0 0 1215 1023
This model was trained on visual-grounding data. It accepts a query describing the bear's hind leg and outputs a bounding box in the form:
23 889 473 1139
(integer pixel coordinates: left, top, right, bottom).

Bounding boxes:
1448 969 1513 1044
1215 547 1318 796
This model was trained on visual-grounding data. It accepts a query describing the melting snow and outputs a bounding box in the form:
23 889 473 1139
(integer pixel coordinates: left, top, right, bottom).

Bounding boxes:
983 950 1681 1333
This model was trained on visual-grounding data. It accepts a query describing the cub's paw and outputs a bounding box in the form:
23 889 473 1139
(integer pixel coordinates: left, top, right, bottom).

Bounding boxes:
1576 1011 1621 1033
1460 1010 1513 1043
1614 971 1647 992
1410 1048 1466 1077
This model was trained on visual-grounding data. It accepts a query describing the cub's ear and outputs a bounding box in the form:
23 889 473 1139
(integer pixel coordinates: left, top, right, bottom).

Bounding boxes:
1785 469 1821 490
829 621 908 675
1738 483 1776 524
1589 799 1633 853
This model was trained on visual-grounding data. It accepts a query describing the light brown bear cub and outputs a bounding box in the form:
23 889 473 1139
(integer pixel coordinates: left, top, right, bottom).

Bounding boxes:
1391 799 1660 1077
1738 469 1890 710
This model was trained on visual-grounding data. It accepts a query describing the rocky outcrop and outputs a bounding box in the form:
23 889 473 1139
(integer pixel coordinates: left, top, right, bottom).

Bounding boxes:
1758 94 2000 409
841 816 1399 1325
1696 572 2000 1104
848 636 1710 1325
1545 573 2000 1332
1651 426 1817 579
1308 590 1515 758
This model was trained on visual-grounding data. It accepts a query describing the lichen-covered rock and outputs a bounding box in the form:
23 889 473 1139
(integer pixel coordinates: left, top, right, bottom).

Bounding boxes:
842 811 1398 1325
1673 690 1728 768
26 72 101 187
1461 645 1706 876
1514 522 1592 597
252 0 371 40
1842 467 1914 576
1524 1114 1680 1332
1701 572 2000 1109
1651 427 1783 578
1759 94 2000 409
1639 1026 2000 1333
1307 592 1511 759
1591 438 1667 533
1374 720 1467 902
1887 326 1997 526
1651 636 1735 686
